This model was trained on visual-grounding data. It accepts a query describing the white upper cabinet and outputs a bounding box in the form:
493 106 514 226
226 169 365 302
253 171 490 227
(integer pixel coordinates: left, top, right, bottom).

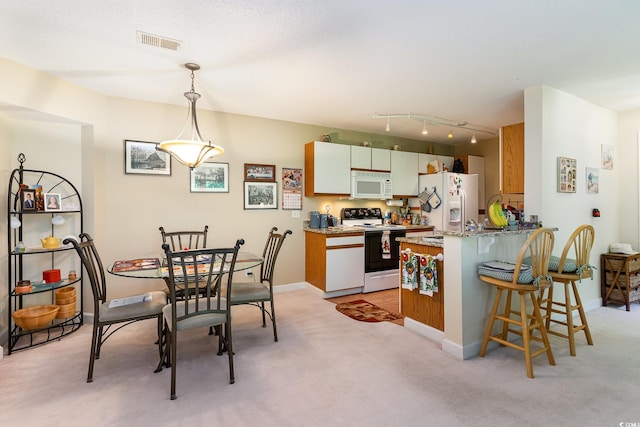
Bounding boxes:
437 155 454 171
391 151 419 196
305 141 351 196
350 145 371 169
351 146 391 171
371 148 391 171
418 154 437 173
418 153 454 173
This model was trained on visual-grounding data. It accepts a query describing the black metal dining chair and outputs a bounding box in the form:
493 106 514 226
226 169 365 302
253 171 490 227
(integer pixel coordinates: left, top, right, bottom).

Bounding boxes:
159 225 209 251
64 233 167 383
159 225 211 302
223 227 292 342
160 239 244 400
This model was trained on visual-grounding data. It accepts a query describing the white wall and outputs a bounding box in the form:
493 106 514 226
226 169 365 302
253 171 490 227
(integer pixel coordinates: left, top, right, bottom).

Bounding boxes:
618 109 640 248
524 85 619 307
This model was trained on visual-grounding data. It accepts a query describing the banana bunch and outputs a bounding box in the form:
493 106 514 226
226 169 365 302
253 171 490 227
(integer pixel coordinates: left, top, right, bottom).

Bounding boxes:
488 201 508 227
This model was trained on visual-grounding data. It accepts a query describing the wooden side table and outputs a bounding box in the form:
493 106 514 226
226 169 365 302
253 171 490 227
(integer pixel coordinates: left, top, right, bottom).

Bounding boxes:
601 252 640 311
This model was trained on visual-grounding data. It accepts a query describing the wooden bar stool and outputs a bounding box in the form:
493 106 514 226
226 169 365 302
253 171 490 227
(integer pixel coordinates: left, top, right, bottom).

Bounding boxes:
478 228 555 378
539 224 594 356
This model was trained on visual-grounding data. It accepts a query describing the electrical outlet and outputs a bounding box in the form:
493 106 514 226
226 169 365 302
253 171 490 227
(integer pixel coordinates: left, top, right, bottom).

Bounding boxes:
292 210 300 218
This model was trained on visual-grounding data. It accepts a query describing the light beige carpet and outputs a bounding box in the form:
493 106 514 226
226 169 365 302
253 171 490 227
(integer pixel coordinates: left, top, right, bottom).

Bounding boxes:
1 285 639 426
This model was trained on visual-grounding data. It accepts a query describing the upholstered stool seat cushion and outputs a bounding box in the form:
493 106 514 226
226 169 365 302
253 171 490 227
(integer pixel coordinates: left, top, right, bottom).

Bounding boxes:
477 261 534 284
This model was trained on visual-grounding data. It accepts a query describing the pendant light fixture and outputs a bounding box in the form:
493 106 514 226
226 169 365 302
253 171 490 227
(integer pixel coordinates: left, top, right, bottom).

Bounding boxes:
158 63 223 168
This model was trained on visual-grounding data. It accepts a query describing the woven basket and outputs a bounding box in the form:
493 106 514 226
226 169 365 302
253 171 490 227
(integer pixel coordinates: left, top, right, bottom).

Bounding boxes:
12 305 59 330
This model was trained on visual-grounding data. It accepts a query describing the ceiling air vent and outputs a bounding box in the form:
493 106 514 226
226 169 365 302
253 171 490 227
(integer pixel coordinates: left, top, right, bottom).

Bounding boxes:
136 31 181 51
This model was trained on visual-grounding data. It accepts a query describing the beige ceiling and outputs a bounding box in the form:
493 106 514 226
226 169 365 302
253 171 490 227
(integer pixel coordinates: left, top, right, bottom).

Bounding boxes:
2 1 640 144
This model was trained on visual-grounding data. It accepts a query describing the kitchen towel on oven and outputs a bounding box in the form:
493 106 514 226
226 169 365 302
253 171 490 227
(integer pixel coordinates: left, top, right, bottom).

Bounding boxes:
419 255 439 296
401 250 418 290
381 230 391 259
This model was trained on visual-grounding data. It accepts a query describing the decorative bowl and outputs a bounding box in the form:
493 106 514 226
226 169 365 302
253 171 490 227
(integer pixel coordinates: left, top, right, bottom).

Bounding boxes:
55 287 76 299
16 280 32 294
55 287 77 305
12 305 59 330
55 302 76 319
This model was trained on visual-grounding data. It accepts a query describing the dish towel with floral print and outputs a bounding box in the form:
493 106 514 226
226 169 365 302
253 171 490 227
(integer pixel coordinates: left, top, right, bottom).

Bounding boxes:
419 255 439 296
381 230 391 259
401 250 418 290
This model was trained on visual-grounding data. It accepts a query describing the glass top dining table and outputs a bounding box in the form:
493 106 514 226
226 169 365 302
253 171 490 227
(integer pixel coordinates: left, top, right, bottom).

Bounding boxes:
107 252 263 279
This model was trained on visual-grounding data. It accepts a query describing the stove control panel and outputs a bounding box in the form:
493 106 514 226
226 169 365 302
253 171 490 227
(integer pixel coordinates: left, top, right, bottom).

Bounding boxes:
341 207 383 221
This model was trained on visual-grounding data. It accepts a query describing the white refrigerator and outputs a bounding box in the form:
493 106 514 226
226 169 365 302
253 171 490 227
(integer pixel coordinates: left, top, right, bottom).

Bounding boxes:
419 172 479 232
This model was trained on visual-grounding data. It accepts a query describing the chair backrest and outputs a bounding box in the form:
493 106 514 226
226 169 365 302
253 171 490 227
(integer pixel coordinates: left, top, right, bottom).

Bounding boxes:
163 239 244 321
159 225 209 251
259 227 293 286
513 228 555 286
63 233 107 312
557 224 595 274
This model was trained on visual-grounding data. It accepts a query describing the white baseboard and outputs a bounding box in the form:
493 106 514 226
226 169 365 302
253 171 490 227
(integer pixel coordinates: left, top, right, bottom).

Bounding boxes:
273 282 307 293
403 317 444 344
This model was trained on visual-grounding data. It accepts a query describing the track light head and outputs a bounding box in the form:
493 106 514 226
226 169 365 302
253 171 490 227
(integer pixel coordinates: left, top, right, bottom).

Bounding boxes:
471 134 477 144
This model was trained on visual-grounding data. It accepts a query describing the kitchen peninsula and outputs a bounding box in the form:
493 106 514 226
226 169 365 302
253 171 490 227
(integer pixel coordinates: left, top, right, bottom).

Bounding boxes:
397 228 539 360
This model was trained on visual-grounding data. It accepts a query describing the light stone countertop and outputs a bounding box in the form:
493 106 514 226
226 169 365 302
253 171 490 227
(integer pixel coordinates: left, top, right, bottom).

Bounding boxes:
396 226 551 248
303 225 434 235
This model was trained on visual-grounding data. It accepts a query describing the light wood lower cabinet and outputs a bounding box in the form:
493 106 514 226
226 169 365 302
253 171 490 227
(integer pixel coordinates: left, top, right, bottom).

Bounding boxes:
305 231 364 293
399 241 444 331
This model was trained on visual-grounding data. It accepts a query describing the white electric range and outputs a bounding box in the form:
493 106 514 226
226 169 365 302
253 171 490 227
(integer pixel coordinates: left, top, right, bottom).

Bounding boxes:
341 208 406 293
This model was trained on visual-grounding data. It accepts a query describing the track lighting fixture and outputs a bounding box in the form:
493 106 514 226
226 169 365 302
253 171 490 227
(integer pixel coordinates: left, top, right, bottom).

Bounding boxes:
372 112 498 142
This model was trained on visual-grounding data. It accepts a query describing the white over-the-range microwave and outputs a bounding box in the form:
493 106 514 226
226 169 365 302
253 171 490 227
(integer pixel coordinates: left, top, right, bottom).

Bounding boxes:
351 171 393 199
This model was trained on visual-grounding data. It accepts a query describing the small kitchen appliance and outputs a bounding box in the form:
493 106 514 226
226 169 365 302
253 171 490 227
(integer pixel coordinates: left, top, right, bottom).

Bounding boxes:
350 171 393 199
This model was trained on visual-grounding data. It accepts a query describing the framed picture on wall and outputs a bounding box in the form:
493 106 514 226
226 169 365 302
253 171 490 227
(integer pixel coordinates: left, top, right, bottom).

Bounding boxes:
585 167 599 194
601 144 613 170
244 163 276 182
557 157 577 193
190 162 229 193
124 139 171 175
244 181 278 209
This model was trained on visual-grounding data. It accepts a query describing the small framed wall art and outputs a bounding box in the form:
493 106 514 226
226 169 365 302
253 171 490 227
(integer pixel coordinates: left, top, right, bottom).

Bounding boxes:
244 181 278 210
124 140 171 176
190 162 229 193
244 163 275 182
585 167 599 194
557 156 577 193
601 144 613 170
